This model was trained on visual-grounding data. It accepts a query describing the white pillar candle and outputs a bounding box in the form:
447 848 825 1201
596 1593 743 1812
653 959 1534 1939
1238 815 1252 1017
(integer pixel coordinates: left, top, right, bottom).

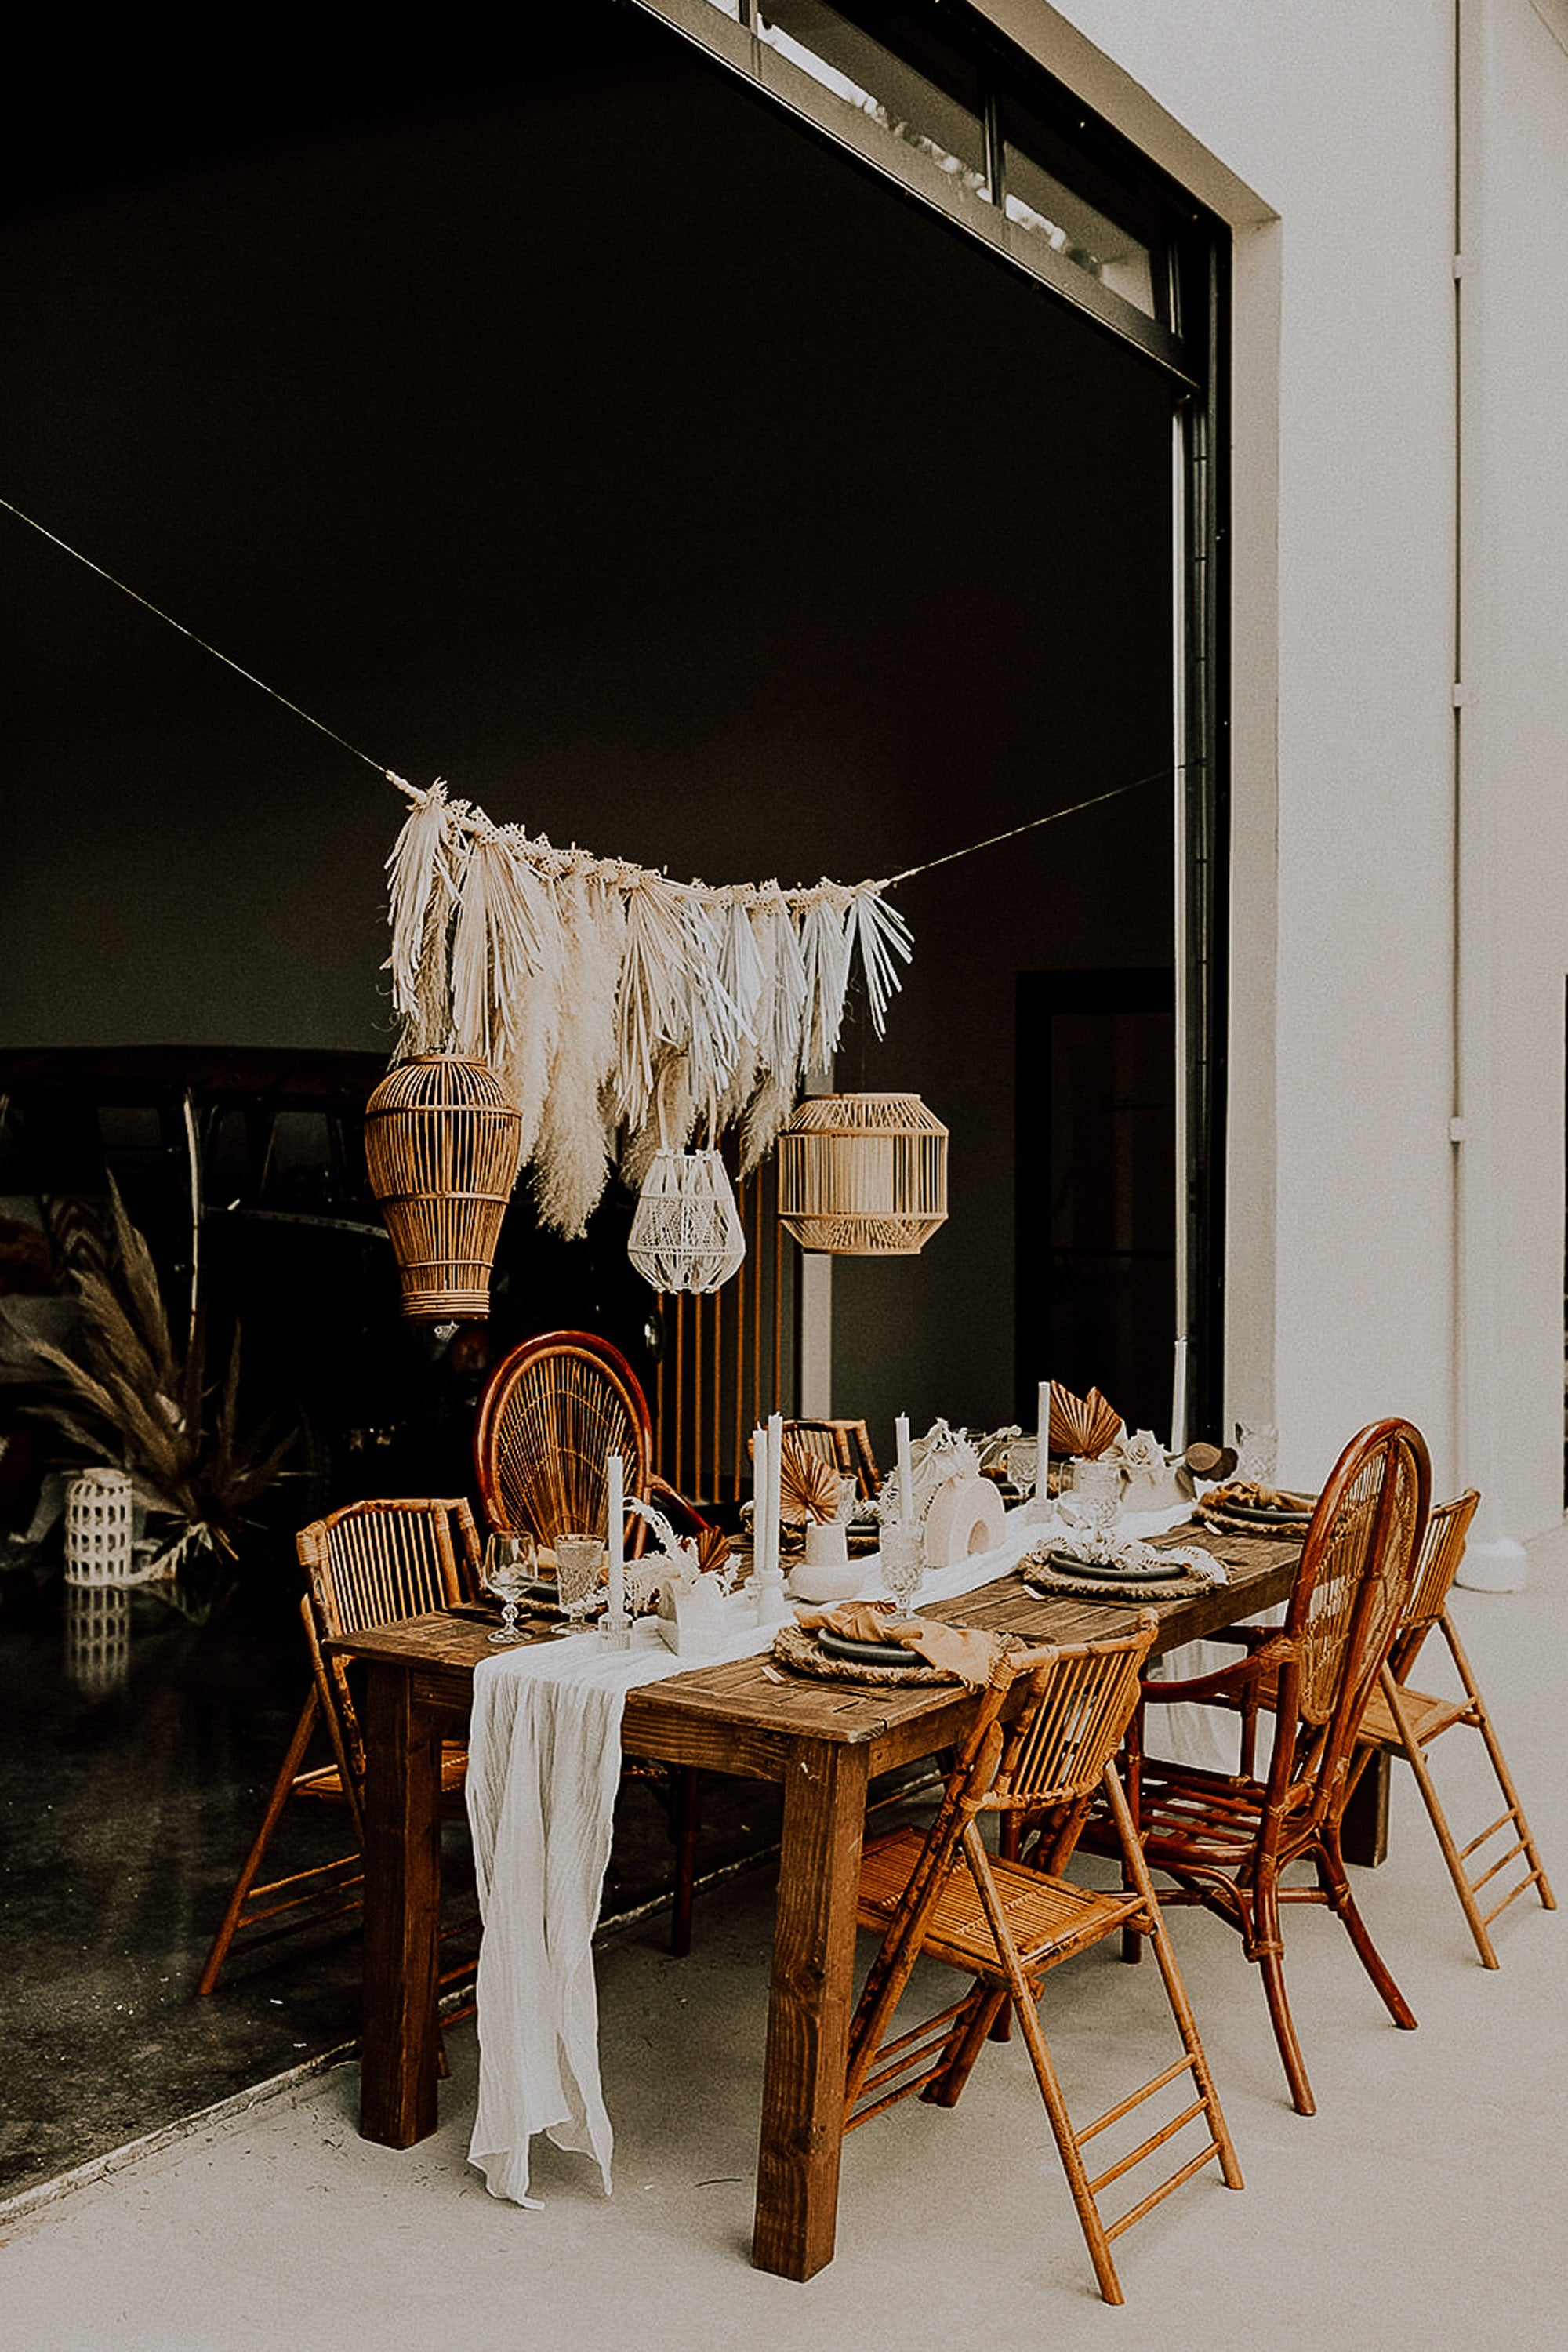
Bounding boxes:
1171 1338 1189 1455
607 1450 625 1618
895 1412 914 1526
767 1410 784 1581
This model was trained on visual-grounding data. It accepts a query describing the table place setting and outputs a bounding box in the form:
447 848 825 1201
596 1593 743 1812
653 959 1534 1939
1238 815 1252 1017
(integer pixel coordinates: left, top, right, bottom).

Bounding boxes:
459 1401 1295 2213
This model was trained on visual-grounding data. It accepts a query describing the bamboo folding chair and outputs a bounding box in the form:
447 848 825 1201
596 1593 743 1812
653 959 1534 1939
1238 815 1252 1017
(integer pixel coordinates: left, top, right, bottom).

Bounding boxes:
1094 1417 1432 2116
472 1330 707 1953
782 1417 881 1501
197 1497 479 1996
844 1621 1243 2307
1349 1488 1555 1966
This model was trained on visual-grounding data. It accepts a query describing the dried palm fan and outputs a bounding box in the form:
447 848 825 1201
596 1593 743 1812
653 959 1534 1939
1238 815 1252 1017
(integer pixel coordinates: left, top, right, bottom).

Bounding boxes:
693 1522 734 1576
1046 1381 1124 1461
777 1436 844 1526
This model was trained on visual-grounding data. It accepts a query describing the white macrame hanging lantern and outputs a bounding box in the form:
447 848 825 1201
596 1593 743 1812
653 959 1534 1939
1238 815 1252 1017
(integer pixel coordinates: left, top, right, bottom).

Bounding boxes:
627 1149 746 1294
777 1091 949 1256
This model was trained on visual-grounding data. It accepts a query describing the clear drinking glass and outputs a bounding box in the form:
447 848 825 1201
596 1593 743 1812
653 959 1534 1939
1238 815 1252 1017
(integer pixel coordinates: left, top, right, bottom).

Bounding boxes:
1058 1457 1122 1539
880 1521 924 1615
483 1533 535 1643
1235 1422 1279 1483
554 1533 605 1625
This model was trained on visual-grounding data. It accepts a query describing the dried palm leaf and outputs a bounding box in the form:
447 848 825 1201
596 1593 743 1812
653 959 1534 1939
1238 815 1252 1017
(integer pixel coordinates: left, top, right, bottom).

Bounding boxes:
615 873 691 1128
533 871 622 1237
693 1522 733 1577
849 886 913 1037
1046 1381 1124 1461
386 783 462 1052
778 1436 843 1525
797 887 855 1073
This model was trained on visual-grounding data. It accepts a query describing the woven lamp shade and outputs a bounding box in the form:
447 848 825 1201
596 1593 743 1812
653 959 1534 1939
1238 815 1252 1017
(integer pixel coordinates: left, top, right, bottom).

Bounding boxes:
627 1149 746 1294
778 1092 948 1256
364 1054 522 1319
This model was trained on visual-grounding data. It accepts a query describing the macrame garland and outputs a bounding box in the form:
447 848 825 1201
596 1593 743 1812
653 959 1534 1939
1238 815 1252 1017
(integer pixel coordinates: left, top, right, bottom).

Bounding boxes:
384 779 915 1238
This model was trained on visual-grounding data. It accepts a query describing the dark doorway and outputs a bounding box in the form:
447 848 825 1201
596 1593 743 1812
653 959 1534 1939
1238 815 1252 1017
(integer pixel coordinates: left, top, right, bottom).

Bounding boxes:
1016 969 1176 1438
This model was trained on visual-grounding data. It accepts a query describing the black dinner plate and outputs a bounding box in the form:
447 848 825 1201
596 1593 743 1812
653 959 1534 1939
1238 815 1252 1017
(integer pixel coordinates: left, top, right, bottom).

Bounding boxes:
817 1629 914 1667
1209 1500 1313 1526
1024 1554 1192 1592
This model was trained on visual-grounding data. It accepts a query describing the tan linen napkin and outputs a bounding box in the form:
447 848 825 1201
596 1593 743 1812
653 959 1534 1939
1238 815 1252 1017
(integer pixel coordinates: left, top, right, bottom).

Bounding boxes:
795 1601 1007 1690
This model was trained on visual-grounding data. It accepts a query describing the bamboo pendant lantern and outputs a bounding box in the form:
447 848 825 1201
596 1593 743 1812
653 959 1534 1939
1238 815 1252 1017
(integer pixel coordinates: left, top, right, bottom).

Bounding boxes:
777 1092 948 1256
364 1054 523 1319
626 1148 746 1294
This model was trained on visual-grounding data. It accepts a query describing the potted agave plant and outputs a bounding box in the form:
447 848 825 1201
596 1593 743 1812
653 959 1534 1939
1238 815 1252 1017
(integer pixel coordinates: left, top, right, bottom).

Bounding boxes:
27 1185 294 1578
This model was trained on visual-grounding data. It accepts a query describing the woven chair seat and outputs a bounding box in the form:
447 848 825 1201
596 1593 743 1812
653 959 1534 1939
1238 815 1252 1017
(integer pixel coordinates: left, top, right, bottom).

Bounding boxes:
859 1824 1143 1973
1356 1682 1475 1750
842 1623 1243 2305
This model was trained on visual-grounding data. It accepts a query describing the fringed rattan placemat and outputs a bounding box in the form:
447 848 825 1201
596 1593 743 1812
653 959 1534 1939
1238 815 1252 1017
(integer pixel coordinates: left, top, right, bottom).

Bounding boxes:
1195 1508 1309 1541
1018 1552 1217 1602
771 1621 957 1686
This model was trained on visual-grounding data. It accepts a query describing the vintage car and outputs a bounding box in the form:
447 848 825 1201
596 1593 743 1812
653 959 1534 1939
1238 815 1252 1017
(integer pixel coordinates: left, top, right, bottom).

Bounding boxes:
0 1046 658 1539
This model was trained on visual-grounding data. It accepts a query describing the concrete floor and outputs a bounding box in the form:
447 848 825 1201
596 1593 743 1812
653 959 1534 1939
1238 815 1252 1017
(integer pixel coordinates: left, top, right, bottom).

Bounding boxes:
3 1537 1565 2352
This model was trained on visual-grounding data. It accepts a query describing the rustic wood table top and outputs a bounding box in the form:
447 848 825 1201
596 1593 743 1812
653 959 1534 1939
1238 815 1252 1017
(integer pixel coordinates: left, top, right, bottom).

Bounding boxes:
332 1519 1301 2281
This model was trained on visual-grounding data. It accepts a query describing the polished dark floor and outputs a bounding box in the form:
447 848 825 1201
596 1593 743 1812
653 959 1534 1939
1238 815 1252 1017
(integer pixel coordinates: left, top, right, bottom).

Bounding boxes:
0 1539 783 2205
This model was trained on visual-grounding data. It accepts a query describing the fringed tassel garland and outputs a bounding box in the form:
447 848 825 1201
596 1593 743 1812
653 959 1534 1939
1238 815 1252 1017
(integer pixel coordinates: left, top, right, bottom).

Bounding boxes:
383 780 915 1245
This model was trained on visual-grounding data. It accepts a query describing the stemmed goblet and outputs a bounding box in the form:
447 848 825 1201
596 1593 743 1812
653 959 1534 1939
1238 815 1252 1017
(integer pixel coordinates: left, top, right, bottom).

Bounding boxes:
484 1533 535 1644
880 1521 925 1617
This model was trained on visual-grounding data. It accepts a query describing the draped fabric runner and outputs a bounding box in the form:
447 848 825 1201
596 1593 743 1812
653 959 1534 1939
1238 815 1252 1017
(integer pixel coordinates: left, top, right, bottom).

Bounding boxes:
463 1500 1247 2207
463 1508 1064 2206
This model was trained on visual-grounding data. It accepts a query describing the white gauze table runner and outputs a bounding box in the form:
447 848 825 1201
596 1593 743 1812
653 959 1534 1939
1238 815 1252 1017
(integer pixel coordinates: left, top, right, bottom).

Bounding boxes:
463 1501 1211 2206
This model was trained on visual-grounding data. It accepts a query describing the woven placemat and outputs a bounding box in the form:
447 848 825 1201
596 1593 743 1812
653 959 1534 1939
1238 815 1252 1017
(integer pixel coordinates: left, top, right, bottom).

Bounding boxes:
1018 1549 1216 1602
1195 1507 1308 1541
771 1621 958 1686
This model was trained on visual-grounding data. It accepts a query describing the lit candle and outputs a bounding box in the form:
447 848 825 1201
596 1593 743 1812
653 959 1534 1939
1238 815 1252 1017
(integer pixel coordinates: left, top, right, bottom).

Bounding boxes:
767 1410 784 1580
607 1450 625 1619
1171 1338 1189 1455
895 1412 914 1526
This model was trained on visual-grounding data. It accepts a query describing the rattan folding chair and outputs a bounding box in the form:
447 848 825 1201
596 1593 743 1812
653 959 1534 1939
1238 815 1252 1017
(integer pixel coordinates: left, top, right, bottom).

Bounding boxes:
1350 1488 1555 1965
782 1417 881 1501
472 1330 706 1953
197 1497 479 1996
1095 1417 1432 2116
845 1621 1243 2307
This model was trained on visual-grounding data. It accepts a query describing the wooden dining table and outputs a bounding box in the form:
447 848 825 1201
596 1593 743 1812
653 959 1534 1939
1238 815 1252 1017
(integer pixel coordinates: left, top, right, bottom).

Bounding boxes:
331 1526 1301 2281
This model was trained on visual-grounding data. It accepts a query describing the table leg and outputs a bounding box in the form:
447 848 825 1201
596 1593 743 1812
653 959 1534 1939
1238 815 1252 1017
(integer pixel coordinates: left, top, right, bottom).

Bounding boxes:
358 1660 443 2147
752 1738 870 2281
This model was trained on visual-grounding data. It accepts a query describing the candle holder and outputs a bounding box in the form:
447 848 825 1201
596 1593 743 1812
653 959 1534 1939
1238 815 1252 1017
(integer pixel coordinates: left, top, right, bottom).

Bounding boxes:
597 1609 633 1650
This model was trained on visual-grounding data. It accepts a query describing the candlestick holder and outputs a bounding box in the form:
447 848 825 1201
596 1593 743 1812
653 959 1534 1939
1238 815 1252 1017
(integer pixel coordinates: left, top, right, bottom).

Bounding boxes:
597 1608 633 1650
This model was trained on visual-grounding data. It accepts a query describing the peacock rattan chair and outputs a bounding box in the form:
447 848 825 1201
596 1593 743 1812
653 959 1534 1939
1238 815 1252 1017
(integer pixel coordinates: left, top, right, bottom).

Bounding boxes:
845 1620 1243 2307
1092 1417 1432 2116
472 1330 707 1953
197 1497 479 1997
1348 1488 1555 1966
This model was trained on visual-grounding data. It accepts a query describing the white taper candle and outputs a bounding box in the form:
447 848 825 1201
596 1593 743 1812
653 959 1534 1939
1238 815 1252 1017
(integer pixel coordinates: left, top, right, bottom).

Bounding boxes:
895 1412 914 1526
607 1451 625 1618
767 1410 784 1580
1171 1338 1189 1455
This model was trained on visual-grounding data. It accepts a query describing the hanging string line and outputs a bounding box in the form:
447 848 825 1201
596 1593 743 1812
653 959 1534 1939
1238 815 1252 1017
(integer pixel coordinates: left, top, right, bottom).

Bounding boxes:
882 769 1178 886
2 487 1186 890
0 492 395 782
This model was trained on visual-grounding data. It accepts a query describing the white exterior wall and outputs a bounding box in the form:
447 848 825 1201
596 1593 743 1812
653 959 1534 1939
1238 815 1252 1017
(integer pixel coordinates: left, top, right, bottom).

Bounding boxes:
981 2 1568 1541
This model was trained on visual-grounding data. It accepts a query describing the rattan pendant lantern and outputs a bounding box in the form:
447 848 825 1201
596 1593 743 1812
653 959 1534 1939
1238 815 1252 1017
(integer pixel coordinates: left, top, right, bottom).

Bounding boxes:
627 1148 746 1294
778 1091 948 1256
364 1054 523 1319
